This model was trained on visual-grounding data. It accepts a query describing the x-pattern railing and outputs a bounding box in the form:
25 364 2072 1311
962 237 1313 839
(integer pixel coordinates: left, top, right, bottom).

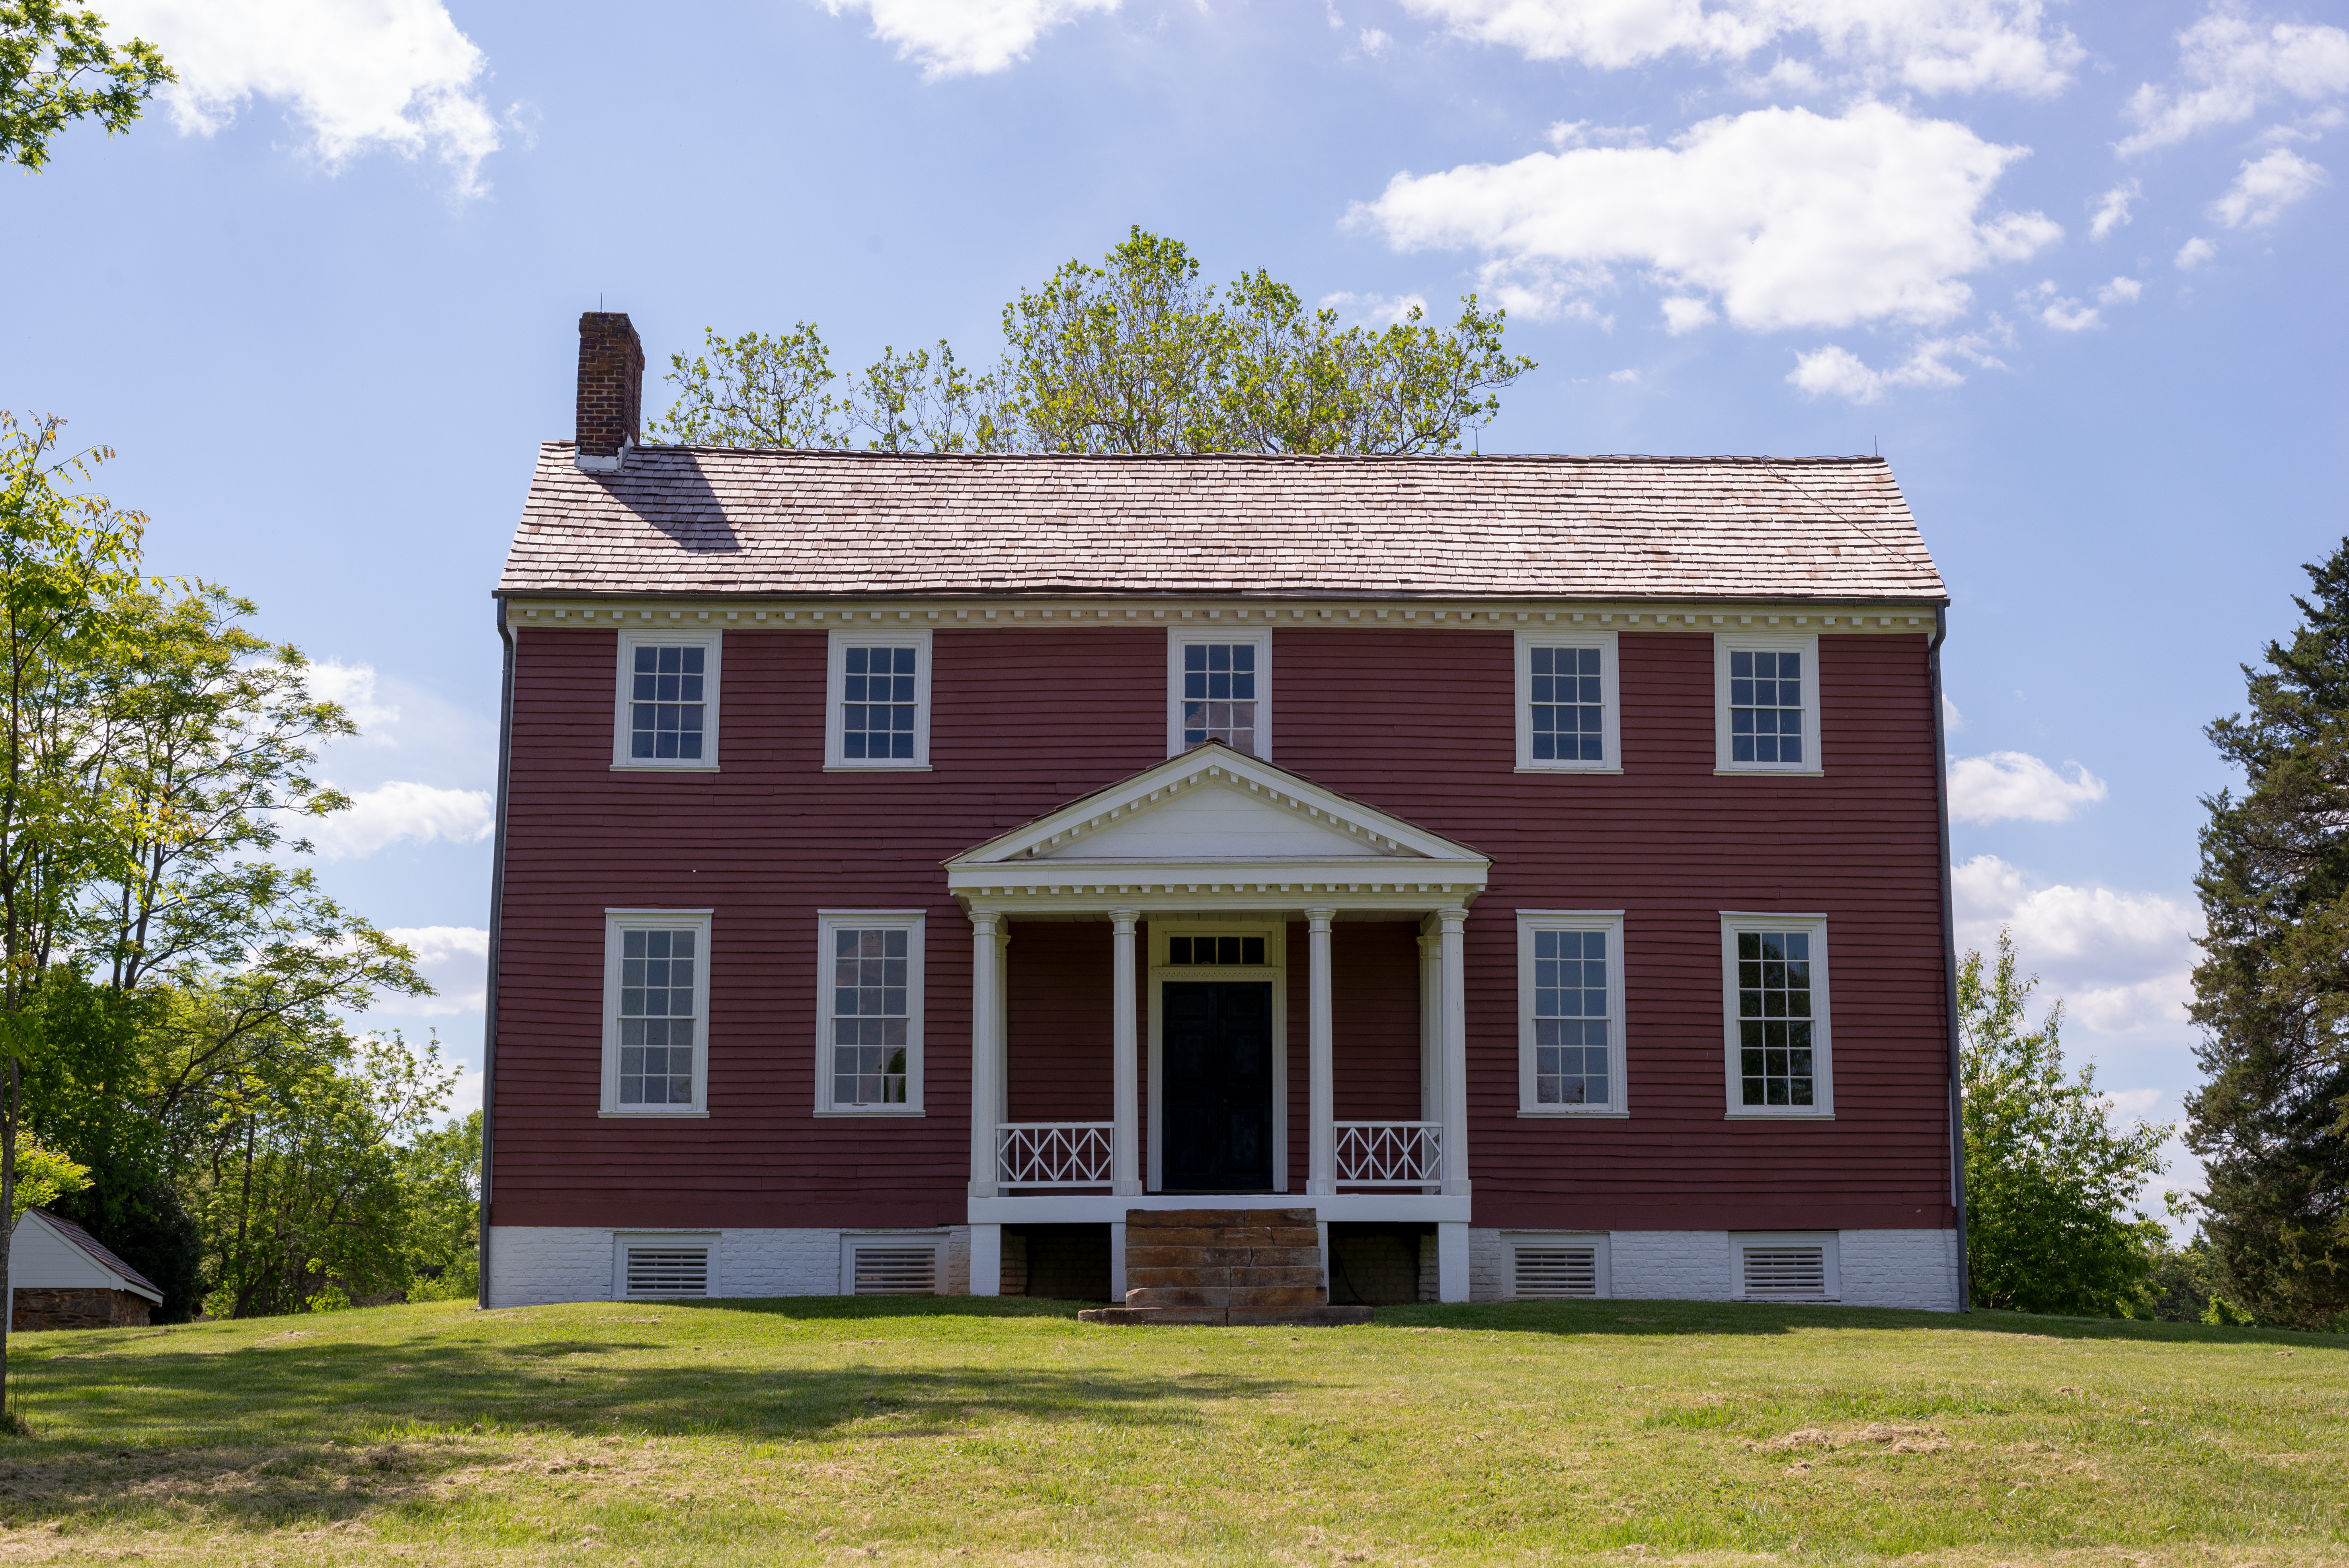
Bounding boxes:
997 1122 1116 1187
1334 1121 1443 1186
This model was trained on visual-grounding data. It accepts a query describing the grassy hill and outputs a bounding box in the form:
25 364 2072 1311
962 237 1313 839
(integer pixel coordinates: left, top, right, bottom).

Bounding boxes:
0 1296 2341 1564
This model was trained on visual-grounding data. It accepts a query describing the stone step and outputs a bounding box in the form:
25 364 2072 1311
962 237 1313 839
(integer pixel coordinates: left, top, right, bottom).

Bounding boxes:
1098 1206 1338 1327
1079 1304 1373 1328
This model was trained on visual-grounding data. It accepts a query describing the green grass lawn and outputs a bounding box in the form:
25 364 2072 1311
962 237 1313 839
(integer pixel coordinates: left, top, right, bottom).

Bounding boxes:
0 1297 2342 1565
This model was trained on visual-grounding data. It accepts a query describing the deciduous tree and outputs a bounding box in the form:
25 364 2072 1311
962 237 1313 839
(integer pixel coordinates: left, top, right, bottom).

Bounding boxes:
1 0 171 172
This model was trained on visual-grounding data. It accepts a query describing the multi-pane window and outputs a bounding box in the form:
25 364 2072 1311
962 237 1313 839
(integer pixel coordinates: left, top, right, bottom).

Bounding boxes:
831 927 910 1107
1722 916 1831 1116
603 911 710 1115
1531 646 1603 762
618 928 697 1105
1518 912 1626 1114
1728 650 1804 764
629 646 706 760
827 634 930 768
614 632 721 770
1516 633 1618 772
1532 928 1610 1106
842 645 918 760
1181 642 1257 751
1167 934 1266 965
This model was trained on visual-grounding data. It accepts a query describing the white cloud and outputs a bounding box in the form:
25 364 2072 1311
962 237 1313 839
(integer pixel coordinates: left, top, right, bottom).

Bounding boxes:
1608 367 1641 382
2096 275 2144 304
1360 26 1394 55
2176 235 2218 269
1400 0 2081 96
307 659 401 741
2089 179 2139 240
1319 290 1431 326
2209 146 2328 227
1785 332 2004 403
1953 854 2201 1035
2119 5 2349 156
107 0 504 197
382 925 489 1017
1660 295 1717 333
1943 695 1965 732
311 781 494 859
1354 103 2059 334
1949 750 2109 822
819 0 1118 78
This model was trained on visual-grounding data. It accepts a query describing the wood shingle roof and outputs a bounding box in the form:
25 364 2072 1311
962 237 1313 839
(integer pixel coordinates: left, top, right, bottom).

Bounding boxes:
498 446 1946 603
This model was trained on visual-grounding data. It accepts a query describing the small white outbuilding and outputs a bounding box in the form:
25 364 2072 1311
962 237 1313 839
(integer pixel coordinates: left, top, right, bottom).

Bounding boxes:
8 1207 163 1330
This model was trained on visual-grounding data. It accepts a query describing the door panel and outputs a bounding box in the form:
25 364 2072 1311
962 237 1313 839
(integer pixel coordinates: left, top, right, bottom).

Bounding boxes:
1162 981 1275 1191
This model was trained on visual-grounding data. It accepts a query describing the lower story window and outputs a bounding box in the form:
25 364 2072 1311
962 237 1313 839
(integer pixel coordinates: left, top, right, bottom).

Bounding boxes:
603 910 712 1116
817 911 927 1113
1517 911 1627 1115
1722 915 1833 1117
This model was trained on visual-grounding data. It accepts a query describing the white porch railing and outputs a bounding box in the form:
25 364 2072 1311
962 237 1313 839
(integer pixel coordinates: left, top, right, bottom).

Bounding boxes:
996 1122 1116 1188
1334 1121 1444 1187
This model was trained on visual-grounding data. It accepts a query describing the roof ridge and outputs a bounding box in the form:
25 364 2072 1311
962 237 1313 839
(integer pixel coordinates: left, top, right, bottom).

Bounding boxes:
538 443 1889 466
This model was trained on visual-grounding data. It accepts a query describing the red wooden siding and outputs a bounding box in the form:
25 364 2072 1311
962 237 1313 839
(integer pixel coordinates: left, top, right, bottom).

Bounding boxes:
491 624 1952 1235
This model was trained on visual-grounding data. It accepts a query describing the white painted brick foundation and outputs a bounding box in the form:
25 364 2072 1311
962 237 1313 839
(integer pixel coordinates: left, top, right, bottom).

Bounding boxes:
1469 1227 1961 1311
486 1226 972 1308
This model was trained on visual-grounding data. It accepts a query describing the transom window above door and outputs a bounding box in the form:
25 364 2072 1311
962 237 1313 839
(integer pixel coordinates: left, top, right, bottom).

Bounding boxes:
1169 934 1267 965
1168 627 1271 758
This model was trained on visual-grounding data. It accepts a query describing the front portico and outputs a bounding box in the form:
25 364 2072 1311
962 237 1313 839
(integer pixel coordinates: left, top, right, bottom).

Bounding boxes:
944 742 1492 1302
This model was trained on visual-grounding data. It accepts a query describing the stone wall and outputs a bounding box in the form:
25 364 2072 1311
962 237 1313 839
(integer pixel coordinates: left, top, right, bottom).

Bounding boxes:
13 1287 150 1331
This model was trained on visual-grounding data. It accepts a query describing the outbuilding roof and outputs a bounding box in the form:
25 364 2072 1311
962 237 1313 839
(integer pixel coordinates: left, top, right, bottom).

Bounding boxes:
498 446 1946 604
20 1208 162 1300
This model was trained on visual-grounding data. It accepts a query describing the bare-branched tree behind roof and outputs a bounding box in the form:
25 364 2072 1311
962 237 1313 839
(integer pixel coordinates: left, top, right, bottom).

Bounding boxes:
648 227 1537 456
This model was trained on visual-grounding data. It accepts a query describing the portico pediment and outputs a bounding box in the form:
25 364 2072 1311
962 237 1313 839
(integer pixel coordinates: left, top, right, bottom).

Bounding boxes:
945 742 1489 905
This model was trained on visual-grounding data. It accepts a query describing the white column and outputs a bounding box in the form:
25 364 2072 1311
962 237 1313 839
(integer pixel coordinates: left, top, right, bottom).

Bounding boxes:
1108 1220 1128 1303
1438 905 1471 1197
1307 906 1336 1197
969 909 1002 1203
1437 1221 1469 1303
970 1223 1002 1299
1111 909 1142 1197
1418 924 1442 1126
995 926 1012 1127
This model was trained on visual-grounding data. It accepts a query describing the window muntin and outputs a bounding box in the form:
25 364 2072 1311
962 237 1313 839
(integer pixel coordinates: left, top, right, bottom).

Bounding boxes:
1168 934 1266 965
1516 911 1627 1115
815 911 925 1114
1714 633 1820 774
842 644 918 761
1167 628 1272 758
1720 914 1832 1117
1182 642 1256 751
1515 632 1619 772
1533 928 1611 1106
1729 649 1804 764
831 926 910 1106
601 910 712 1116
825 632 931 769
613 631 721 770
619 927 698 1105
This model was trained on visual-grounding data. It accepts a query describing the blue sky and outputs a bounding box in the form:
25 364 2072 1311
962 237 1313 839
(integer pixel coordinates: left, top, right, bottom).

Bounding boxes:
8 0 2346 1211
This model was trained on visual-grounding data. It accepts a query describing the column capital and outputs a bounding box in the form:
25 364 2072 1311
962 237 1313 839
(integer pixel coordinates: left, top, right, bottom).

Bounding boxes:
1110 907 1139 930
1437 905 1469 932
970 908 1004 935
1305 905 1337 928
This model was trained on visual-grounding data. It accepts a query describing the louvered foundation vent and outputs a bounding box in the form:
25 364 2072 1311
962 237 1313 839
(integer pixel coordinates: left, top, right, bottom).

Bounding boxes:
850 1244 940 1295
1512 1244 1601 1299
623 1245 711 1298
1740 1244 1830 1299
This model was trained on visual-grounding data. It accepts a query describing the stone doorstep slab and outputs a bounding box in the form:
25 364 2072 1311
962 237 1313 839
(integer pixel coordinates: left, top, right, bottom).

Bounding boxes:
1077 1305 1374 1328
1124 1285 1327 1311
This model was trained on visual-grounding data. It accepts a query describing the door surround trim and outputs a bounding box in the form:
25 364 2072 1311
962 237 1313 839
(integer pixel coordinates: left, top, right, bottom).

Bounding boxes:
1147 918 1289 1193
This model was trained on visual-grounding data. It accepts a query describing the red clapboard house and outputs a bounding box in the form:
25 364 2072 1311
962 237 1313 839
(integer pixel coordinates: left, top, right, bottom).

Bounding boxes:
480 312 1964 1312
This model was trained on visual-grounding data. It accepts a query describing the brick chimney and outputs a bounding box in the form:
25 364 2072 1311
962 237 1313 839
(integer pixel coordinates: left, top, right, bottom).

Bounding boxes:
575 311 644 472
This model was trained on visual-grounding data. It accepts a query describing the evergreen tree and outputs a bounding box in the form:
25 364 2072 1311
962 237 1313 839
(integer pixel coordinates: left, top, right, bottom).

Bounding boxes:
2190 540 2349 1329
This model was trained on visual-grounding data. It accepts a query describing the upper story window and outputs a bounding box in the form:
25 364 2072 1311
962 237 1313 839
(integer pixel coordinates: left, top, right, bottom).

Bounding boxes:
1517 911 1627 1116
816 911 926 1114
1715 632 1820 774
1721 913 1833 1117
1169 627 1271 757
613 630 722 770
602 909 712 1116
1515 631 1620 773
826 630 931 770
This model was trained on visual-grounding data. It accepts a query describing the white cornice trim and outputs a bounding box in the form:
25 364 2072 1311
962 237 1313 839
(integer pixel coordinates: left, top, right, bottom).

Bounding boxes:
503 599 1939 633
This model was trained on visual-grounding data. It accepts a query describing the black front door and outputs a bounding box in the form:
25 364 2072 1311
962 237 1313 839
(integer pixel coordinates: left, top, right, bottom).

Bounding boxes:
1161 981 1275 1192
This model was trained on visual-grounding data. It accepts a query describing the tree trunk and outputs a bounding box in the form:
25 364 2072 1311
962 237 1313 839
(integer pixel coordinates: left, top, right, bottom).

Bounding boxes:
2 1055 17 1423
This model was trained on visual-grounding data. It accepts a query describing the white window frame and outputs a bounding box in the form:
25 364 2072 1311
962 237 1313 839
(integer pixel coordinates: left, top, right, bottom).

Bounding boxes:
1713 631 1822 775
600 909 714 1117
1517 911 1629 1116
1515 630 1621 773
612 628 722 771
825 629 933 771
1719 912 1833 1119
815 910 928 1116
613 1232 719 1298
1732 1231 1841 1301
1504 1232 1613 1299
1167 626 1273 759
839 1231 949 1295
